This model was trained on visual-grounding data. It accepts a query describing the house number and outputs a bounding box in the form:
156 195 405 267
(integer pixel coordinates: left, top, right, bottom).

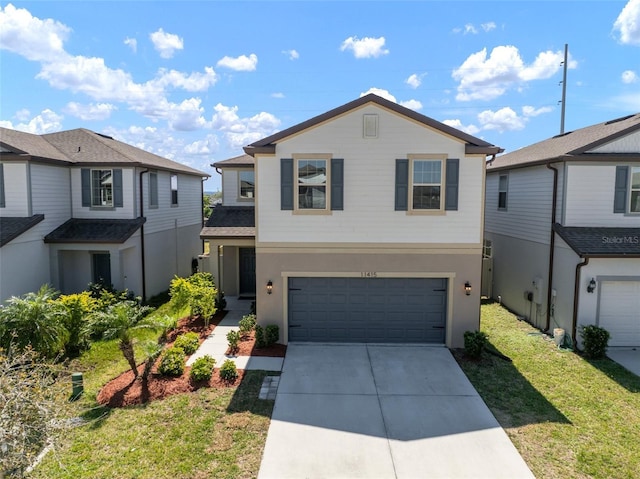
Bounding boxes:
361 272 378 278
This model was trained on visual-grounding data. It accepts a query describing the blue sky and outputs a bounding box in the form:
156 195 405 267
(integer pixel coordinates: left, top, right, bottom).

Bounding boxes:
1 1 639 191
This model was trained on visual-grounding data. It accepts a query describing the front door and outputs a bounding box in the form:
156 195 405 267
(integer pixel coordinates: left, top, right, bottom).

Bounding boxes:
239 248 256 296
92 252 112 287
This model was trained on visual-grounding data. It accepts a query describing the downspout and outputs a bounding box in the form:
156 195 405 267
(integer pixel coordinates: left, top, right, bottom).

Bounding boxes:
139 169 149 300
545 163 559 332
572 256 589 349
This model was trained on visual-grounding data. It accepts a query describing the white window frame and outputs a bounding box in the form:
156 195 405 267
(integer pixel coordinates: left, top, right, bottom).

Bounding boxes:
91 169 113 207
630 166 640 213
498 174 508 210
238 170 255 200
293 154 331 214
170 174 178 206
409 155 445 213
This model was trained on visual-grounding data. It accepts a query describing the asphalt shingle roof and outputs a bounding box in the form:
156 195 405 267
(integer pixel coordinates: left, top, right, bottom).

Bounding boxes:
44 218 146 244
200 205 255 238
554 224 640 257
212 154 254 168
0 215 45 246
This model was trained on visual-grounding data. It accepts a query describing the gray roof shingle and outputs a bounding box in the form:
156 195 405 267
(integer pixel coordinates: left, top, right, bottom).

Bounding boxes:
554 224 640 257
0 215 45 246
44 218 145 244
212 154 254 168
201 205 255 238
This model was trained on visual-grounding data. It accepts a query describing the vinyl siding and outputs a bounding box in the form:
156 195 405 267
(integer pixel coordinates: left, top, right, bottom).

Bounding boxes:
0 162 29 216
564 164 640 226
221 169 254 206
144 172 203 234
29 163 72 239
589 130 640 153
485 165 554 245
256 104 483 245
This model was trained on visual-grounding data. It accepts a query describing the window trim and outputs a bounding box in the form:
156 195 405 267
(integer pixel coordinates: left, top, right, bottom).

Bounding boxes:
149 171 158 209
91 168 114 208
629 166 640 214
170 174 178 206
408 154 446 214
293 153 331 215
237 169 255 201
498 173 509 211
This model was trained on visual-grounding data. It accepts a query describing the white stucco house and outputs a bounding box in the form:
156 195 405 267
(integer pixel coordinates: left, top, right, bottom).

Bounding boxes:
201 94 502 348
0 127 209 302
484 113 640 348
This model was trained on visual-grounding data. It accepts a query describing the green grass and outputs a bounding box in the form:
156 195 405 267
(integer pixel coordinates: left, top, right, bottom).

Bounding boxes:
456 302 640 479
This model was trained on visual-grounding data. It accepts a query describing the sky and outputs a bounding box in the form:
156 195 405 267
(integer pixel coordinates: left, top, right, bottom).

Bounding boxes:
1 0 639 192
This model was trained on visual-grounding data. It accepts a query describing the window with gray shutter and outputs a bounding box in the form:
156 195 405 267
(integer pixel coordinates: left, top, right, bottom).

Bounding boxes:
281 158 294 210
330 158 344 210
395 159 409 211
149 171 158 207
614 166 628 213
0 163 5 208
445 158 459 211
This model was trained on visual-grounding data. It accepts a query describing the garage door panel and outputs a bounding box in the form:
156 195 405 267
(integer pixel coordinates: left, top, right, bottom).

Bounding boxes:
288 277 447 343
599 281 640 347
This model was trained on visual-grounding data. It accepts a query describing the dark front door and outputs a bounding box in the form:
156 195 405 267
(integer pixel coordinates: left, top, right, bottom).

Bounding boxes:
92 252 112 287
239 248 256 296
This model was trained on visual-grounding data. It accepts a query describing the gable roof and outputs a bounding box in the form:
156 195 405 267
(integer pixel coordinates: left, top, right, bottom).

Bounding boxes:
488 113 640 171
243 94 502 157
0 215 45 247
0 127 208 177
554 224 640 257
212 154 254 169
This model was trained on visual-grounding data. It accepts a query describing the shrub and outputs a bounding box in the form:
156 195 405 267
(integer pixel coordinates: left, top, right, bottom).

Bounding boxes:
190 355 216 382
227 330 240 354
254 325 266 348
238 314 257 338
215 291 227 311
55 291 97 357
464 330 488 358
173 331 200 355
158 346 186 376
580 325 610 359
265 325 279 346
169 274 218 327
219 359 238 382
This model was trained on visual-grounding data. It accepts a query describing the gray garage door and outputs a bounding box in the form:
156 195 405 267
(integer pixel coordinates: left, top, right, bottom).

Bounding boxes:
288 277 447 343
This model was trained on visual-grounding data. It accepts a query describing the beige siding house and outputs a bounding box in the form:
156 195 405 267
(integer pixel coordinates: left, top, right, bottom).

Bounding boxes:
202 94 501 348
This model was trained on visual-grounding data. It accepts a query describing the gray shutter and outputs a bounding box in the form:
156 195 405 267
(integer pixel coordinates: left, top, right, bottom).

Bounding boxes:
281 158 294 210
445 158 459 211
395 159 409 211
0 163 5 208
113 169 123 207
81 168 91 207
614 165 628 213
330 158 344 210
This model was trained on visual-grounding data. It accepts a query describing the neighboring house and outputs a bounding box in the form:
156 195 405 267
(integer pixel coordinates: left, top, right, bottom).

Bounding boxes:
0 127 209 302
484 113 640 348
201 94 501 347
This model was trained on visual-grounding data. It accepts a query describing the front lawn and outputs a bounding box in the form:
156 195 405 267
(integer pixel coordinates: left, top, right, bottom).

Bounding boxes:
456 302 640 479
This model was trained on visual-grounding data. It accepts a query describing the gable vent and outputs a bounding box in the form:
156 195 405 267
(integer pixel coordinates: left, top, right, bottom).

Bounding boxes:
605 114 635 125
363 114 378 139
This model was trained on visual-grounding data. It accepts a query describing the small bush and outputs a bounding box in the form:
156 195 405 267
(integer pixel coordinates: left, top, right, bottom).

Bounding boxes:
227 330 240 354
238 314 257 338
158 346 186 376
173 331 200 355
265 325 279 346
219 359 238 382
250 300 256 315
254 325 266 348
190 355 216 382
215 291 227 311
464 330 488 358
580 325 610 359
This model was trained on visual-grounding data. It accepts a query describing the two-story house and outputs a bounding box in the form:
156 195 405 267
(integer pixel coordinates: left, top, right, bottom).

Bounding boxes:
202 94 501 347
484 113 640 348
0 127 208 302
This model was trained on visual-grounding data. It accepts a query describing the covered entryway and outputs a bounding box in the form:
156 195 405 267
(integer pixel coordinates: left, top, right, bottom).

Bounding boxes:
239 247 256 296
599 280 640 347
288 277 447 343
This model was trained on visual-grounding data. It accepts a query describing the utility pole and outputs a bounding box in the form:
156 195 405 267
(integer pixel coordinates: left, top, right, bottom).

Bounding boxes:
560 44 568 134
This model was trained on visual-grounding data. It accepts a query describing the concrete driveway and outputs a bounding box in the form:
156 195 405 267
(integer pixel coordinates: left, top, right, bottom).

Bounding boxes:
607 347 640 377
258 344 534 479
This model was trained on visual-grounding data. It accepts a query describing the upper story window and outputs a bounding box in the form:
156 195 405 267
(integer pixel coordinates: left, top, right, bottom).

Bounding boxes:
297 158 327 210
239 170 255 199
149 171 158 208
92 169 113 207
412 159 442 210
498 174 508 210
631 166 640 213
170 174 178 206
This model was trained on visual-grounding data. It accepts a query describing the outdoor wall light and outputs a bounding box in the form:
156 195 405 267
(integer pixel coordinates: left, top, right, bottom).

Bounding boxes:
587 278 596 294
266 280 273 295
465 281 472 296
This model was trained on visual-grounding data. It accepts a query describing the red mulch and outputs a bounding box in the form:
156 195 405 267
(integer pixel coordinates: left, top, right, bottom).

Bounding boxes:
97 312 286 408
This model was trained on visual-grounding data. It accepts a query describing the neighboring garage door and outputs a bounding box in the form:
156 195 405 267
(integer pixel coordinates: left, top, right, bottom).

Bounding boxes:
288 277 447 343
599 280 640 347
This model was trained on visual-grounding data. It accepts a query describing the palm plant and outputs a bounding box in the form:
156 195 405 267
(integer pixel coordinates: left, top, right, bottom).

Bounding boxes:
0 285 67 358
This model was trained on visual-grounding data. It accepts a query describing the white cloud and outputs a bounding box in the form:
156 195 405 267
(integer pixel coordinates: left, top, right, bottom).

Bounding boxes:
151 67 217 92
481 22 497 32
210 103 280 149
149 28 183 59
0 3 70 62
406 73 426 89
614 0 640 45
1 109 63 134
64 102 117 120
282 49 299 60
464 24 478 35
340 36 389 59
184 134 219 155
271 92 285 98
477 107 526 132
216 54 258 71
124 37 137 53
622 69 638 83
399 99 422 111
522 105 553 117
360 88 396 102
15 108 31 121
442 119 480 136
453 46 576 101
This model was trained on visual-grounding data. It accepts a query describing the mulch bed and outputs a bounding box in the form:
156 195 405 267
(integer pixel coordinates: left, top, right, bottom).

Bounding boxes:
97 311 286 408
